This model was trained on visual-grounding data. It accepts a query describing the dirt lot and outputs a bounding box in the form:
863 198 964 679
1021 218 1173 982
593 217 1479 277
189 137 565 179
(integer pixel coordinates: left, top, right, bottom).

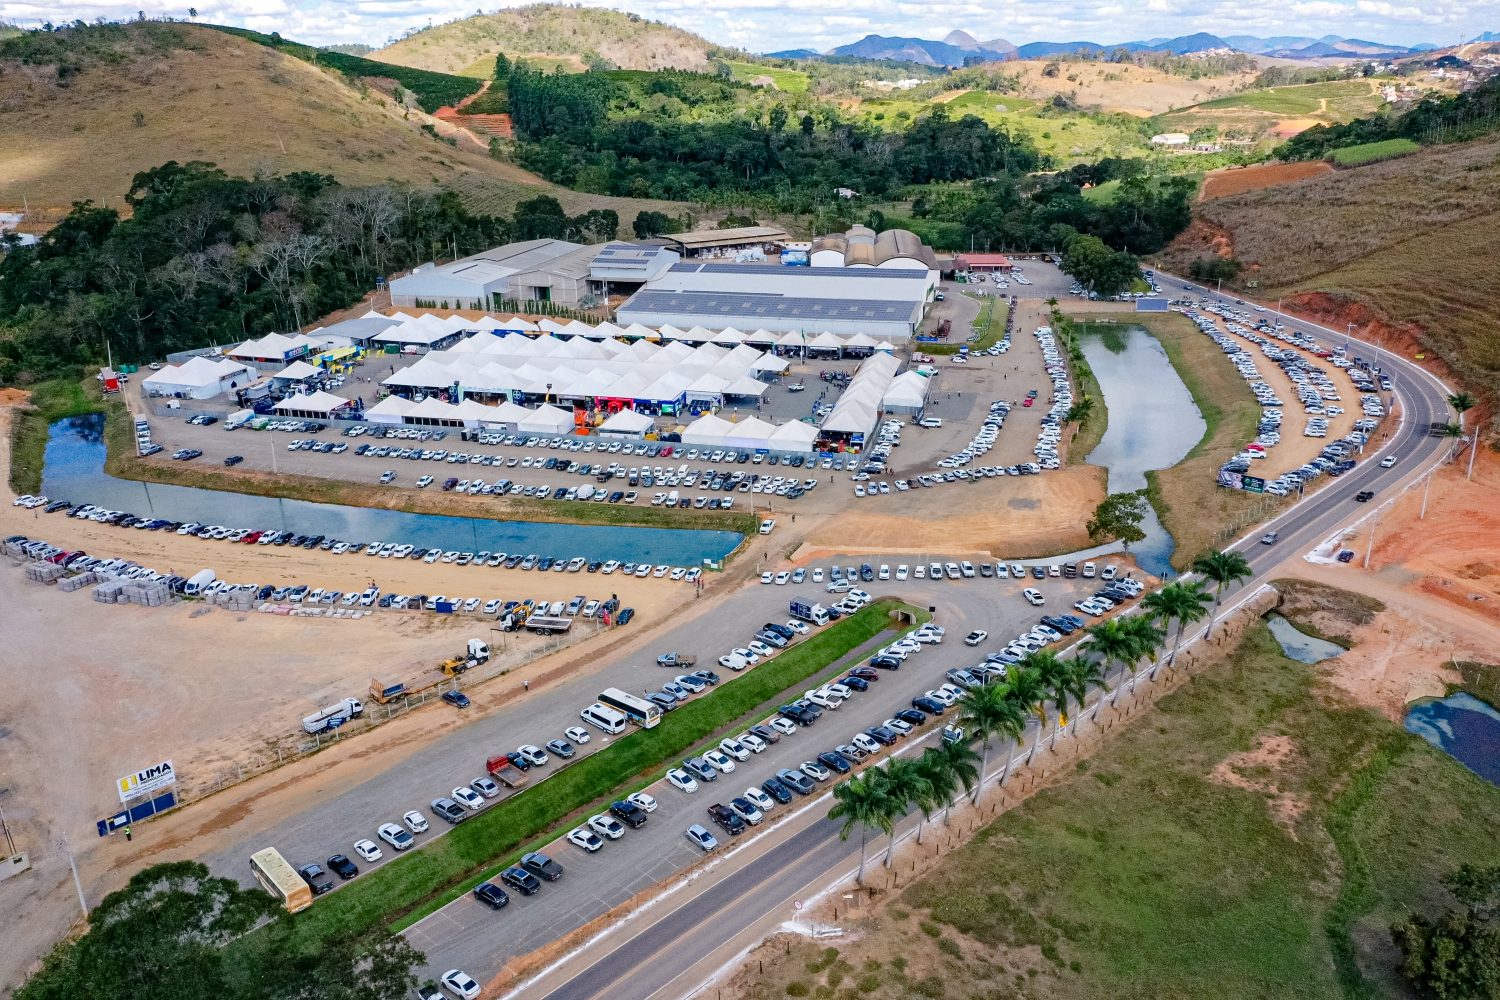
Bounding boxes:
1200 161 1333 201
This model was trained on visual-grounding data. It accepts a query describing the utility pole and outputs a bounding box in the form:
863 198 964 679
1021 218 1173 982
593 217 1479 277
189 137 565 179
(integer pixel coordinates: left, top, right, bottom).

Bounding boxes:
1363 511 1380 569
1420 470 1432 520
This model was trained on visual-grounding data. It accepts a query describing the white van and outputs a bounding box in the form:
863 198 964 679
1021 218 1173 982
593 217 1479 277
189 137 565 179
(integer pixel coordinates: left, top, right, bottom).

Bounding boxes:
666 490 680 506
183 568 216 596
580 703 627 734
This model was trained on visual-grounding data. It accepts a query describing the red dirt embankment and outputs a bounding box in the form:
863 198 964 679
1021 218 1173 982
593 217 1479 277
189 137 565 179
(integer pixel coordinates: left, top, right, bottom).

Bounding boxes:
1199 161 1333 200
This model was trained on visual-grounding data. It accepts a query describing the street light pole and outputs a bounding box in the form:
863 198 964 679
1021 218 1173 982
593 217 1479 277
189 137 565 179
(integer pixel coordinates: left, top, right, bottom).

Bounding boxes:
1420 470 1432 520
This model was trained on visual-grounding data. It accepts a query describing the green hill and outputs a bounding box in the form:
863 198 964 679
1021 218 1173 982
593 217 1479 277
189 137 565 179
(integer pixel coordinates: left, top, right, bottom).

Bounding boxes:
376 4 719 76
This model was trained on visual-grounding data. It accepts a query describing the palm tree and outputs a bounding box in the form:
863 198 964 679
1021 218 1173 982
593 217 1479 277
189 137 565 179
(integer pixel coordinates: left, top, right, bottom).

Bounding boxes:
1026 650 1072 748
885 755 939 846
1192 549 1253 637
1063 655 1107 728
1003 665 1050 763
1081 618 1135 706
927 740 980 826
1066 396 1095 424
916 747 962 830
1141 580 1212 672
828 772 895 885
957 682 1027 801
1448 392 1477 479
1117 615 1165 697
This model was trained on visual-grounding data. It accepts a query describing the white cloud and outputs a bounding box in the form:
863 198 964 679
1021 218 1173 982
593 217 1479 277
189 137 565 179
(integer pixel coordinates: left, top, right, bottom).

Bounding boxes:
4 0 1493 51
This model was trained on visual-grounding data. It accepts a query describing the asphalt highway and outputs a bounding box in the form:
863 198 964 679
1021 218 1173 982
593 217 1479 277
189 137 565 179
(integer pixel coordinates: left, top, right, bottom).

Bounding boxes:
494 278 1457 1000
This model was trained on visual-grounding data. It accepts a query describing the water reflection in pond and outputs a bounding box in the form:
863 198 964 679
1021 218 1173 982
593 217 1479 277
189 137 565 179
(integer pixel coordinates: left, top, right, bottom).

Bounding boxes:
1266 614 1345 664
1405 693 1500 785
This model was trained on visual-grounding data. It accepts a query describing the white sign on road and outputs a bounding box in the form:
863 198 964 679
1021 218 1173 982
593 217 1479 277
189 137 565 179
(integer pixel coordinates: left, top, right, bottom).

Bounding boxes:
116 760 176 803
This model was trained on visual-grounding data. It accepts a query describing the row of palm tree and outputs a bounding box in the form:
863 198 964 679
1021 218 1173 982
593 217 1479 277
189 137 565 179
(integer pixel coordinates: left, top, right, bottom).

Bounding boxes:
829 548 1257 882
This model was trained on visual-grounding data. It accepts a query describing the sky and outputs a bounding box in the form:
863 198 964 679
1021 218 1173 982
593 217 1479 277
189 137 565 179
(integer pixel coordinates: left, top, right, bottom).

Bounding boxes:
2 0 1488 52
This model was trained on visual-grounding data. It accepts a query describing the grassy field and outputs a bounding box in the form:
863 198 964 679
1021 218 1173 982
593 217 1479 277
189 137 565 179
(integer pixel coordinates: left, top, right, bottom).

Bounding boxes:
724 60 809 94
267 600 924 947
1068 312 1263 570
736 610 1500 999
1329 138 1420 167
1051 315 1108 464
1153 79 1387 147
1452 660 1500 706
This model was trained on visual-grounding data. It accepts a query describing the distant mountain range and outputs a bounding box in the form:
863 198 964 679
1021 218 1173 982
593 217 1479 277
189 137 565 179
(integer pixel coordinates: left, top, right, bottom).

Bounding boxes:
766 30 1447 66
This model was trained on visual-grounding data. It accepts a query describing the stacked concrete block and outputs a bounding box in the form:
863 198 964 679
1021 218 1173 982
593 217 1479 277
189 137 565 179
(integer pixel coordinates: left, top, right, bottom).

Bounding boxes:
94 580 127 603
57 572 97 593
25 562 65 583
123 580 171 606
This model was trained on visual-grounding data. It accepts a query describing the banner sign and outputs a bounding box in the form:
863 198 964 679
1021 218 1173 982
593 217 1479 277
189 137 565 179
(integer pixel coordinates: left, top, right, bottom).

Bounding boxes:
116 760 176 803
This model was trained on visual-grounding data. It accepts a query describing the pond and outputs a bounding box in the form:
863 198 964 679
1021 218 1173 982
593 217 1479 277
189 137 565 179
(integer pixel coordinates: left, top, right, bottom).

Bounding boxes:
1077 323 1207 577
1266 614 1345 664
1405 693 1500 786
39 415 743 565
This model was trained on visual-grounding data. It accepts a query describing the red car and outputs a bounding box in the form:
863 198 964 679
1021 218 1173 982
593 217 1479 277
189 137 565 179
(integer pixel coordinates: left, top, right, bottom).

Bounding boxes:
1022 397 1034 407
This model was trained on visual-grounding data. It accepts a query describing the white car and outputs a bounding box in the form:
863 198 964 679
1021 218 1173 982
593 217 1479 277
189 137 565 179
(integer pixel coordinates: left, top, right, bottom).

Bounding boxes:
567 826 604 852
564 726 591 745
746 640 775 658
925 688 958 707
666 768 699 794
1380 455 1398 468
743 786 776 813
718 653 749 671
732 647 762 665
774 571 790 585
851 732 882 755
964 630 989 646
377 823 414 851
1023 588 1045 606
589 813 626 840
769 717 799 737
685 823 719 853
895 564 909 580
452 786 485 811
738 732 768 753
627 791 658 813
353 839 383 863
760 572 774 585
884 717 913 735
703 750 736 773
729 798 764 825
719 738 750 761
783 619 810 635
441 970 481 1000
400 809 429 834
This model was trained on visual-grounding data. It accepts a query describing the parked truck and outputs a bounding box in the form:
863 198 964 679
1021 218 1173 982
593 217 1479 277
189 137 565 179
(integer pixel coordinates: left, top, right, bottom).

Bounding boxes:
655 652 697 668
301 697 364 734
367 669 447 705
485 754 531 791
440 638 491 675
790 599 830 627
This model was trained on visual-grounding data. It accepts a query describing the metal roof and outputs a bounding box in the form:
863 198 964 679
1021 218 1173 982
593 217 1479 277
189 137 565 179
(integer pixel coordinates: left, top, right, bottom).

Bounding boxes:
665 262 927 280
658 226 788 249
618 290 920 324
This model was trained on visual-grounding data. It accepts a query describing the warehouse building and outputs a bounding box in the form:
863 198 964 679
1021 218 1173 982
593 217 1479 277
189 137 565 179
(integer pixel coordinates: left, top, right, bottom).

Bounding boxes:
389 239 587 309
955 252 1014 273
810 226 939 280
616 262 932 342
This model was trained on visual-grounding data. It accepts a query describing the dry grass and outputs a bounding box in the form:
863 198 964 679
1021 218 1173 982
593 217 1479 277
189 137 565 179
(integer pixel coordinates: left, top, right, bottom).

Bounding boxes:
376 7 714 76
1004 59 1259 116
0 25 684 220
1160 136 1500 411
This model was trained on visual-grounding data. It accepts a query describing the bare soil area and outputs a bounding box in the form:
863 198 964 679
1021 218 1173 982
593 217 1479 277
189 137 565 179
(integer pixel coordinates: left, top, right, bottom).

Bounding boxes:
1200 161 1333 201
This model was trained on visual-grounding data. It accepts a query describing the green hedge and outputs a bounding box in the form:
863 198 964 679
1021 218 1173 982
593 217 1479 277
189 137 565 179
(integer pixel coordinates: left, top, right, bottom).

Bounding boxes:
272 600 925 949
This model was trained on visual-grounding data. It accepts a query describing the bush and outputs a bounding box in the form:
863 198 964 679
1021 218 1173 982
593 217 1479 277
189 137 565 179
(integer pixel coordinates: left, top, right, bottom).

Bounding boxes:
786 983 810 997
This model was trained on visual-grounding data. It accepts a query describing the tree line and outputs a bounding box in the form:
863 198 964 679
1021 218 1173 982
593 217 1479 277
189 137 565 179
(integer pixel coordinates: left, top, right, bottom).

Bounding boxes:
505 67 1045 201
0 163 618 383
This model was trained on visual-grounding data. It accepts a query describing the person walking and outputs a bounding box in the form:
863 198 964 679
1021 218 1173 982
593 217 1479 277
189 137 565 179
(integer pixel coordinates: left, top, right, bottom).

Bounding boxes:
123 825 133 842
523 679 529 691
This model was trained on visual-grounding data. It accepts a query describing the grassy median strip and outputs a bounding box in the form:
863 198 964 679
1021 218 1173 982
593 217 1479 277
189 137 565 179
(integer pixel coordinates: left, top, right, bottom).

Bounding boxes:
923 298 1009 355
271 599 925 948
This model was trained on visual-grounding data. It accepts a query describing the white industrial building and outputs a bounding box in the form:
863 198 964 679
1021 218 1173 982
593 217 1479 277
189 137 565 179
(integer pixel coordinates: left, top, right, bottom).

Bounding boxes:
388 240 678 310
809 226 939 281
616 262 932 341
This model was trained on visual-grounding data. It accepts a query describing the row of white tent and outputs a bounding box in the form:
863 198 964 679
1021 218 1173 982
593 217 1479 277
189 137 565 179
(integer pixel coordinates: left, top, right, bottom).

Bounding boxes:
357 311 896 353
384 333 787 404
679 413 819 452
821 353 902 439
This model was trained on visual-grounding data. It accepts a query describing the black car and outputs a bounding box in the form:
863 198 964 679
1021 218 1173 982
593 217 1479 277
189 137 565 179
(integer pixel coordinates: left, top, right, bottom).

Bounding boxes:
912 696 945 715
609 800 649 829
327 854 358 880
894 708 928 727
617 607 635 625
501 865 542 895
442 690 471 709
817 750 852 774
748 724 782 745
707 803 747 836
506 751 532 770
761 777 794 804
778 704 816 727
869 654 902 670
840 675 869 692
864 726 899 746
224 455 244 467
473 881 510 910
1354 490 1375 502
297 863 334 894
520 851 564 881
1031 566 1046 579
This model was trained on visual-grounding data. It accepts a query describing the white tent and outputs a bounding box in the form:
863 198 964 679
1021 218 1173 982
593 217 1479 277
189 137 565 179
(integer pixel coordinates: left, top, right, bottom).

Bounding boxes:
597 408 655 437
744 329 778 345
882 370 930 413
621 323 657 340
809 332 845 353
723 375 769 398
722 415 776 451
686 373 729 403
821 398 876 435
768 420 818 453
844 332 880 350
712 328 746 345
365 395 413 424
142 356 252 400
273 390 353 417
681 413 732 446
749 354 789 374
777 331 806 349
487 400 535 427
272 360 322 383
518 403 574 435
